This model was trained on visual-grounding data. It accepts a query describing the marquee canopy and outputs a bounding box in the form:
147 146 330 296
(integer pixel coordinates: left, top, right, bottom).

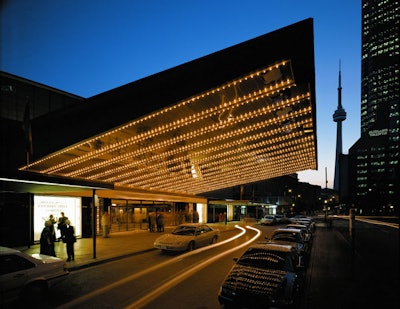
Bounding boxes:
19 19 317 198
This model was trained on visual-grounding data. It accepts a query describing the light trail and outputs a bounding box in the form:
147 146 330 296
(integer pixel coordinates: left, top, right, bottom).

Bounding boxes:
57 225 260 308
355 217 399 229
124 225 261 309
335 215 399 229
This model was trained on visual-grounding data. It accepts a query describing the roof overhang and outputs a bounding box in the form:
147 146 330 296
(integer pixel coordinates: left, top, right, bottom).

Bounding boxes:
0 171 113 195
19 19 317 198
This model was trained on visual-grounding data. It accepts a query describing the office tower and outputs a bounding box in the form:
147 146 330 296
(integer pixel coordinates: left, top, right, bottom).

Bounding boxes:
348 0 399 213
333 66 346 193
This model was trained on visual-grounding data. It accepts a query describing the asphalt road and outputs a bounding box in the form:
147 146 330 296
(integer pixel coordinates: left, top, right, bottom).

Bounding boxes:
5 217 399 309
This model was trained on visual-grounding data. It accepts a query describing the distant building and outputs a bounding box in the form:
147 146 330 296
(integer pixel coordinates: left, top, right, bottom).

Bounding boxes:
347 0 399 214
204 174 322 217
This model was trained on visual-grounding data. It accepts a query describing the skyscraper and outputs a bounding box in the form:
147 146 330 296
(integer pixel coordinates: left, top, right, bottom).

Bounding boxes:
333 65 346 193
348 0 399 214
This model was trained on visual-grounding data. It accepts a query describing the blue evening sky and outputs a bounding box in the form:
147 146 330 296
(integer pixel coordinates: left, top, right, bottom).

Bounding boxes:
1 0 361 189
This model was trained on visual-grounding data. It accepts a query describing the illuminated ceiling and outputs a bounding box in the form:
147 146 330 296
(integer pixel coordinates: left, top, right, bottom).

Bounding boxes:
20 59 316 195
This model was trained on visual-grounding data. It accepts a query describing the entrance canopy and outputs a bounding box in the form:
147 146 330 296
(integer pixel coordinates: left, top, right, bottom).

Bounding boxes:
19 19 317 198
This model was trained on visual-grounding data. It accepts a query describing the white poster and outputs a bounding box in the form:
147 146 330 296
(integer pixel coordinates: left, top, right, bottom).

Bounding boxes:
34 195 82 241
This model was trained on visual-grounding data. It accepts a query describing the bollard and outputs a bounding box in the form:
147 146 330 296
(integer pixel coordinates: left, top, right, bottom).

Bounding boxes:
349 208 355 239
349 207 356 279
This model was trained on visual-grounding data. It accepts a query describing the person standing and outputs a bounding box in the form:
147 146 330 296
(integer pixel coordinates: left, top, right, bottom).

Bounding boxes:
193 210 199 223
156 212 164 232
101 211 110 238
47 214 57 243
57 212 68 240
40 221 56 256
63 219 76 262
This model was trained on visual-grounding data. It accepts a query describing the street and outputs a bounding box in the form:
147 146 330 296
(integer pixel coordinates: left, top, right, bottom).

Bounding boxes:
6 217 399 309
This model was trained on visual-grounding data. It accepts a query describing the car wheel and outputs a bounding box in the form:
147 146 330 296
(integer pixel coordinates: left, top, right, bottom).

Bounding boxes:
187 241 195 251
23 281 47 303
211 235 218 244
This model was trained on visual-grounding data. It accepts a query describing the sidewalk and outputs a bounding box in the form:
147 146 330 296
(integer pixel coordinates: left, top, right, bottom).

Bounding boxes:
303 220 356 308
20 222 238 271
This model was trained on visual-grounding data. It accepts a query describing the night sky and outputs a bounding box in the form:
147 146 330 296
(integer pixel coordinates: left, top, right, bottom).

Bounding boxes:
1 0 362 188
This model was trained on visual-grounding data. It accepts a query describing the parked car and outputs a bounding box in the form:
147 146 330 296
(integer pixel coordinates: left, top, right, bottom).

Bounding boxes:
218 243 302 308
289 215 316 232
286 223 313 242
259 215 277 226
274 214 290 224
296 218 316 232
154 223 220 252
266 228 310 267
0 246 69 305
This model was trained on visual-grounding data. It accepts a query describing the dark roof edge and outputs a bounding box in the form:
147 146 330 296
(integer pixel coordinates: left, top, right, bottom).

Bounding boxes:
0 71 85 100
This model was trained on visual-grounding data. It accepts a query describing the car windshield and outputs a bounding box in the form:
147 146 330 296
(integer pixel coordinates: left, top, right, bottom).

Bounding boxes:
272 232 301 243
237 248 293 271
172 226 196 236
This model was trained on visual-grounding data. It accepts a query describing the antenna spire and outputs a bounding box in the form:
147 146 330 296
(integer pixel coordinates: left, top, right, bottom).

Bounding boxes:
338 60 342 108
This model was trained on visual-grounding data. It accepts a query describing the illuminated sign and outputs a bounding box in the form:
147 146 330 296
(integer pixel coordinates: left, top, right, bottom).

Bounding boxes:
34 195 82 241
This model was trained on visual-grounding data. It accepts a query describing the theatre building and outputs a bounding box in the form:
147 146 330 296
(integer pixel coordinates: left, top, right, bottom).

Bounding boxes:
1 18 317 247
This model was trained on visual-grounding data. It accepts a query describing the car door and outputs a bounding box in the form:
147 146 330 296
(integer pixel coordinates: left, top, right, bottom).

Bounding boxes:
194 226 206 247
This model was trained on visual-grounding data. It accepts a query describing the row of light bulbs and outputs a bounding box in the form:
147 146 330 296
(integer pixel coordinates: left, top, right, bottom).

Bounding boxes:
39 75 298 175
111 116 314 185
123 135 315 194
80 105 313 183
129 141 316 194
49 91 311 179
19 59 316 194
20 60 292 174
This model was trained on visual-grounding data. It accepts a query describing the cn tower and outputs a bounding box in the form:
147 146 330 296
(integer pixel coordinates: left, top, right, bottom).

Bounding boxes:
333 63 347 192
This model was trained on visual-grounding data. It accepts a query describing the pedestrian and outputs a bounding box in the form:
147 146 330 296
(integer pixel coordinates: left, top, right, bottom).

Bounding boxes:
48 214 56 226
57 212 68 240
156 213 164 232
63 219 76 262
46 214 57 243
148 212 156 232
40 221 56 256
101 211 110 238
148 213 152 232
193 210 199 223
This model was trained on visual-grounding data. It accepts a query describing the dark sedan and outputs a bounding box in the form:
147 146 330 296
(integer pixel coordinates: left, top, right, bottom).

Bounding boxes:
218 243 302 308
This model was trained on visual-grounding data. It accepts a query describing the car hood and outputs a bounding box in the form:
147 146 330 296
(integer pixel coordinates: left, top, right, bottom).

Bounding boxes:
31 253 66 264
222 264 290 296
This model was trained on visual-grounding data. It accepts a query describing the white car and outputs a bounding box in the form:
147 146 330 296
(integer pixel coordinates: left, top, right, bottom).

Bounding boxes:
259 215 277 226
0 246 69 305
154 223 220 252
286 223 313 242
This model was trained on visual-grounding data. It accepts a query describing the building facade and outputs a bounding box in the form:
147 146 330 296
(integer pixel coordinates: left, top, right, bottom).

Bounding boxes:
348 0 399 214
1 19 319 247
